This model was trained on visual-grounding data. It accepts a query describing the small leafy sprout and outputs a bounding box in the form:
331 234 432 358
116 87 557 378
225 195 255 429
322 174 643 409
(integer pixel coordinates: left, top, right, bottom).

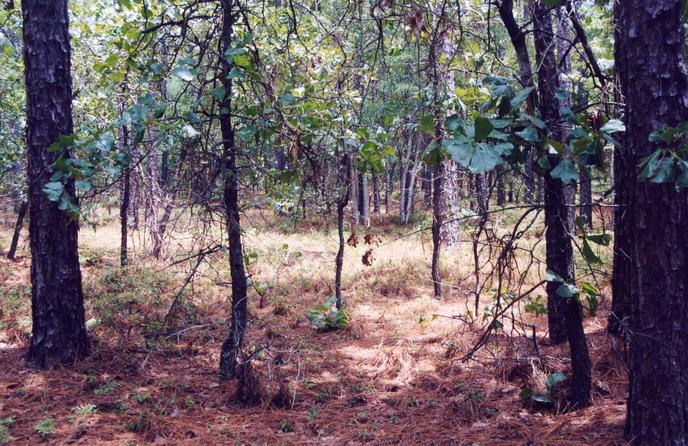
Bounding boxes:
520 372 567 405
93 381 118 396
0 417 14 444
130 391 150 404
280 419 294 433
34 418 55 438
306 296 351 332
72 403 98 416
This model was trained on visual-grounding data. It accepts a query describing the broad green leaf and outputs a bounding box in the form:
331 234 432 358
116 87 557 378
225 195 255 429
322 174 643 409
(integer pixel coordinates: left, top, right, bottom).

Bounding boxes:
419 114 435 135
510 86 535 110
582 238 601 264
545 269 564 283
211 86 226 102
75 180 92 192
600 119 626 134
556 283 578 298
43 182 64 201
172 68 194 82
233 54 252 69
550 158 579 184
474 117 493 140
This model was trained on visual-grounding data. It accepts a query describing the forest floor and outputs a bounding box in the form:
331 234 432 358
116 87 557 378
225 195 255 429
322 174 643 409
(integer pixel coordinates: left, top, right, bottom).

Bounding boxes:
0 206 628 445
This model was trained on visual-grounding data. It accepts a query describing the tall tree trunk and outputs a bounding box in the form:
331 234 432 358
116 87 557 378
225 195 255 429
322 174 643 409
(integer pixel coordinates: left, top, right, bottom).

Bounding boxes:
431 164 443 299
335 154 351 309
615 1 688 442
7 201 27 261
496 167 506 206
475 173 488 216
533 1 590 407
219 0 249 379
22 0 88 368
384 161 393 214
498 0 537 205
119 113 130 268
358 172 370 226
579 167 593 227
371 170 380 217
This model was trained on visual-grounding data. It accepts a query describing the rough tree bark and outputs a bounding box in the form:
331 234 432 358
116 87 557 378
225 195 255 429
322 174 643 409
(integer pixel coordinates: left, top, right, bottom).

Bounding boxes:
219 0 249 379
615 1 688 442
532 1 590 407
22 0 89 368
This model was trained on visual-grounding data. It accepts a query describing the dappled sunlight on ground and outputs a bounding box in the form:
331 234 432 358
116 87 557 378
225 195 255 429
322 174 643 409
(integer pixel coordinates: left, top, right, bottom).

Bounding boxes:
0 209 626 445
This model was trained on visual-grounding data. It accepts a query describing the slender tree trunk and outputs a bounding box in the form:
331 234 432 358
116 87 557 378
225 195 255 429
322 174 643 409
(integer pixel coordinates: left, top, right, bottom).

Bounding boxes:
608 132 631 336
335 154 351 309
579 167 593 227
431 164 443 299
533 1 590 407
22 0 88 368
615 1 688 442
358 172 370 226
371 170 380 217
385 161 393 214
219 0 249 379
496 167 506 206
475 173 488 216
119 116 130 268
7 201 27 260
350 165 359 225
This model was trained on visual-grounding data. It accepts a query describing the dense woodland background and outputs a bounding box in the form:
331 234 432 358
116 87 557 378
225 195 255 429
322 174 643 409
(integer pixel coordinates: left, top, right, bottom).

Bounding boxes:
1 0 687 444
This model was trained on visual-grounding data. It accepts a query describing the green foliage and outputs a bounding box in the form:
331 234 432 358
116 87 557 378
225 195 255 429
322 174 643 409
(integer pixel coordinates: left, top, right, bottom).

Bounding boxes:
72 403 98 416
638 122 688 190
34 418 55 438
520 372 566 405
306 296 351 332
94 381 119 396
0 417 13 444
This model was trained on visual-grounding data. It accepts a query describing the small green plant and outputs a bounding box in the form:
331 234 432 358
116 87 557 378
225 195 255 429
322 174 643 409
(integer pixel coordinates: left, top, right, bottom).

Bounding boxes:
130 391 150 404
94 381 118 396
72 403 98 416
280 419 294 433
305 407 318 422
184 396 195 411
306 296 351 332
524 295 547 316
519 372 567 405
0 417 14 444
34 417 55 438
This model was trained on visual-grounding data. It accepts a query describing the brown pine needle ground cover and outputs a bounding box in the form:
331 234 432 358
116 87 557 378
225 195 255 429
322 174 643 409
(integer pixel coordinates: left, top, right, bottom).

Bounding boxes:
0 207 627 445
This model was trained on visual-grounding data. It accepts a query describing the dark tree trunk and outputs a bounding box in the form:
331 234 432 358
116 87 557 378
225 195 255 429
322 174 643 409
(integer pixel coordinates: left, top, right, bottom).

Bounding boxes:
160 150 169 187
335 154 351 309
219 0 249 379
119 119 130 268
22 0 88 368
7 201 27 260
533 0 590 407
579 166 593 228
608 132 631 336
615 1 688 442
496 167 506 206
475 173 488 216
431 164 443 299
